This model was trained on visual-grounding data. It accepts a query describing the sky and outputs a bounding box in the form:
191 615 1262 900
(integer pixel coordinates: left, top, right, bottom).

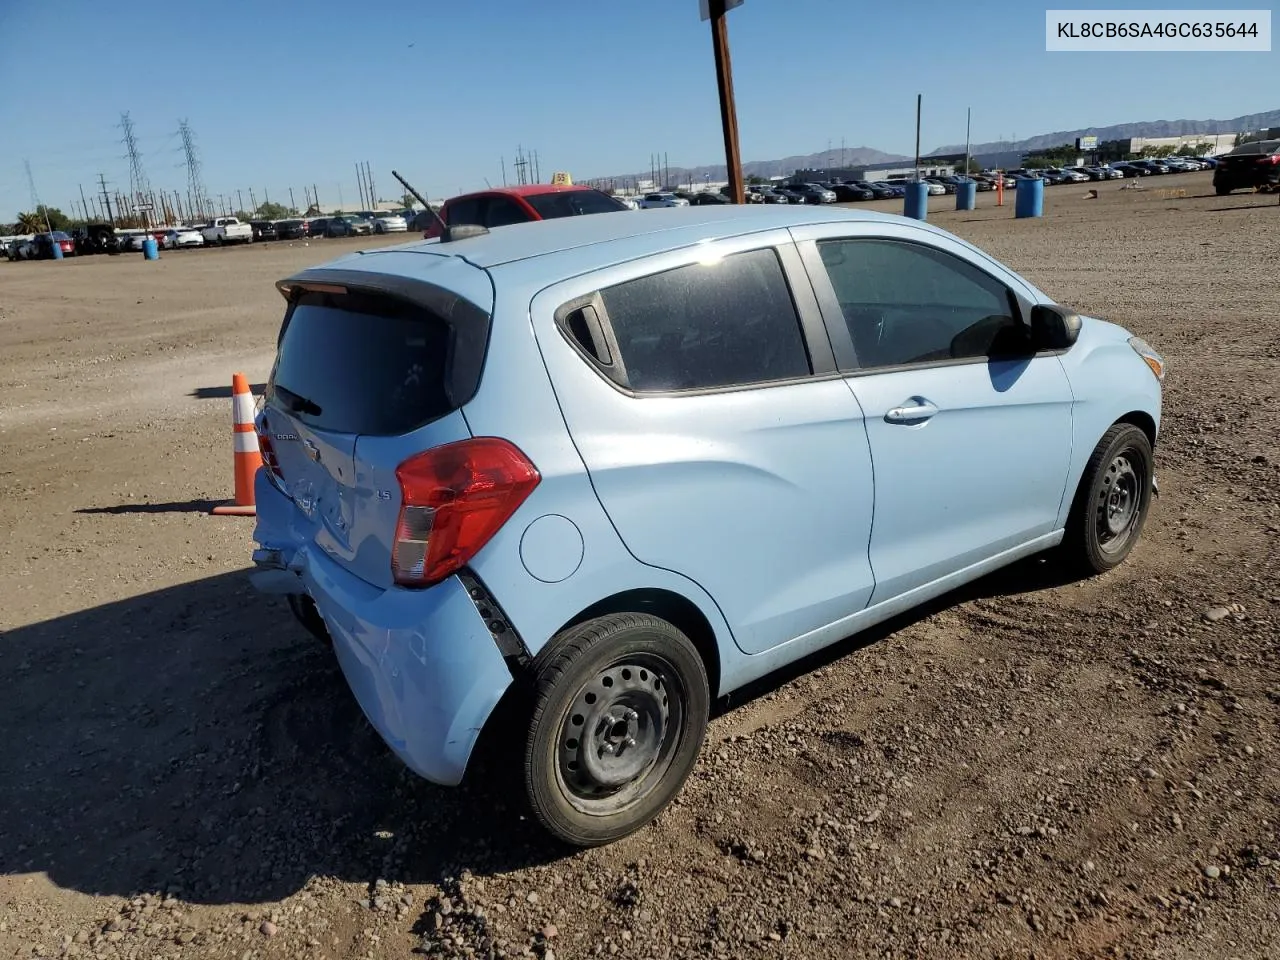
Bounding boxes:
0 0 1275 217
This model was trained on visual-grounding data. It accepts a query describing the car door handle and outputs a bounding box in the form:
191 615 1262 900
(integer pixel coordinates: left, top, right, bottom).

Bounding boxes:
884 399 939 424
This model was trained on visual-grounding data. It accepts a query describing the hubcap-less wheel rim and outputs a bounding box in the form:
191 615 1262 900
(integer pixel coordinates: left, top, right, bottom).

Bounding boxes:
1095 451 1142 554
556 655 683 816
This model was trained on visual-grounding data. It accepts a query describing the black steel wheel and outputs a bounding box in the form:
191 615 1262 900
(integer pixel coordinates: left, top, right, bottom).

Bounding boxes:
524 614 709 846
1063 423 1154 574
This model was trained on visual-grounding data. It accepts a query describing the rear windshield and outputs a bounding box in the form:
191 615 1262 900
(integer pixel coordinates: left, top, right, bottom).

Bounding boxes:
525 190 626 219
1226 140 1279 156
268 292 453 435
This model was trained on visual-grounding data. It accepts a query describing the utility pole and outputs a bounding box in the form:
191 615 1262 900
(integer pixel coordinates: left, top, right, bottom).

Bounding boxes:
237 189 245 214
355 162 366 208
501 156 507 186
964 106 971 176
249 188 257 215
841 137 846 169
914 93 922 181
289 187 296 213
313 184 320 211
664 152 669 189
366 161 377 206
24 160 52 233
97 173 114 224
79 183 90 222
533 150 540 184
707 0 744 203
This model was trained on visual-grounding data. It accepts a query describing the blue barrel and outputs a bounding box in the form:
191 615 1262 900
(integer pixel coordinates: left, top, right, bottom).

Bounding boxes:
1015 178 1044 218
903 181 928 221
955 181 977 210
50 238 64 260
142 236 159 260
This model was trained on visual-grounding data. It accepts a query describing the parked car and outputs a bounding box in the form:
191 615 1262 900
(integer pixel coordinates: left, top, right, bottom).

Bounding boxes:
28 232 76 258
306 218 329 237
425 185 631 238
773 186 808 203
688 192 731 205
848 180 894 199
787 183 837 204
1108 162 1145 178
1212 139 1280 195
275 219 307 240
68 223 119 255
374 213 409 233
1130 160 1168 176
161 228 204 249
875 182 908 198
831 183 874 201
752 187 791 204
917 180 947 196
250 220 279 242
638 192 690 209
249 205 1164 847
202 216 253 245
326 215 373 237
5 236 34 260
612 195 641 210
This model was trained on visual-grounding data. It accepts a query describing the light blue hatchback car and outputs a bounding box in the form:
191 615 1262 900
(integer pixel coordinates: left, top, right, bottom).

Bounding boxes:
249 206 1164 846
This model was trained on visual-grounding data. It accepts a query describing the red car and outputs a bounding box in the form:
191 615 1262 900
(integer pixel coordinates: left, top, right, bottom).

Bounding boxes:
423 184 629 238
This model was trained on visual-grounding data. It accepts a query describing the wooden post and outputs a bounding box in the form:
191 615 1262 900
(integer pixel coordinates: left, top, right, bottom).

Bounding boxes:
710 0 744 204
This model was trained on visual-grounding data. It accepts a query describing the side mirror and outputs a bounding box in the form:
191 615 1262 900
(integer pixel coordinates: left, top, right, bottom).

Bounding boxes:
1030 304 1082 350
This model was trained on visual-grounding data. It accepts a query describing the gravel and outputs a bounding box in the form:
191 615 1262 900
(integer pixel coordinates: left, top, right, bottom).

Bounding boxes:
1 174 1278 959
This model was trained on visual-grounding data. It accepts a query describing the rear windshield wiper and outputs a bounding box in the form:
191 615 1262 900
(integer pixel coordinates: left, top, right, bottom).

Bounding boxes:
273 384 323 416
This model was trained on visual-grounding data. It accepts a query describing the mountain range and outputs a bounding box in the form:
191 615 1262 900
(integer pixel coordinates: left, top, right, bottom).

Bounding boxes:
602 108 1278 185
932 108 1280 156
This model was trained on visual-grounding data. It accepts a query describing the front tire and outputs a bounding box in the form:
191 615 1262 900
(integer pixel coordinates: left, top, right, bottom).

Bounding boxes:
1062 423 1154 575
1215 185 1232 196
524 614 709 847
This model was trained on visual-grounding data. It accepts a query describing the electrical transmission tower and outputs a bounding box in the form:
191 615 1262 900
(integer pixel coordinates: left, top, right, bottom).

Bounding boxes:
24 160 52 231
179 119 207 221
119 111 151 225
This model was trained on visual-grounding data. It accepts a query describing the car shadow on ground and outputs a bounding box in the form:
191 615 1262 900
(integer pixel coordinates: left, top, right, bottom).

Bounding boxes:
189 384 267 400
0 554 1081 905
75 499 224 515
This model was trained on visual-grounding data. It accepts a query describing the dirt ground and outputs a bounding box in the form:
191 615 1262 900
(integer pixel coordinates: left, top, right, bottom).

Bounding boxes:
2 172 1277 960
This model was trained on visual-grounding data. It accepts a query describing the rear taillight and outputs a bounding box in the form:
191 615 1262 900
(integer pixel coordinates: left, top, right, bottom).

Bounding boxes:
256 413 284 484
392 437 540 587
1262 155 1280 165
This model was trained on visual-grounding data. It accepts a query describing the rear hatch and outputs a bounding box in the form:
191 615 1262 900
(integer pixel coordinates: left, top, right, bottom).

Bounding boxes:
1218 141 1280 179
259 258 494 589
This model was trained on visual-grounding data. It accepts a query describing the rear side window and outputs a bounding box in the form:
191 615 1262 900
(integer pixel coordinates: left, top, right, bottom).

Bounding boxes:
269 292 454 435
589 248 811 393
445 197 484 226
524 190 626 219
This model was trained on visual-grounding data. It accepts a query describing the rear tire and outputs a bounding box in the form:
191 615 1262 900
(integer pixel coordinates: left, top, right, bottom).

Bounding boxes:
523 614 709 847
1215 185 1231 196
1062 424 1154 575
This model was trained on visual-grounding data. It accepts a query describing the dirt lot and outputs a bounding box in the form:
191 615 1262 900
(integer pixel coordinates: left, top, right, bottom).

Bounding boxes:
2 173 1277 960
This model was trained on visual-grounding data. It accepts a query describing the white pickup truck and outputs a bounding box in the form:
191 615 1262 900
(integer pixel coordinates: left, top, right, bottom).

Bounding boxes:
201 217 253 245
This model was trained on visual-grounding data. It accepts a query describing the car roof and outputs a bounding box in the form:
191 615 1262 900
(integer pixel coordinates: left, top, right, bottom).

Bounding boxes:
451 184 598 201
343 205 934 277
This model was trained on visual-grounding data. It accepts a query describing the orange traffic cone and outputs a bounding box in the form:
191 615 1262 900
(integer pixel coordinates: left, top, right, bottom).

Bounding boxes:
211 373 261 516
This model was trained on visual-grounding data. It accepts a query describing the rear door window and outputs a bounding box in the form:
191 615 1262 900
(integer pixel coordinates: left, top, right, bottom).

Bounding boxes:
485 197 530 227
587 247 812 393
268 292 454 435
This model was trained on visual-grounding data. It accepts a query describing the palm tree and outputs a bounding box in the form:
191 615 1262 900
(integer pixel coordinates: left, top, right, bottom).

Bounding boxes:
16 211 44 233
